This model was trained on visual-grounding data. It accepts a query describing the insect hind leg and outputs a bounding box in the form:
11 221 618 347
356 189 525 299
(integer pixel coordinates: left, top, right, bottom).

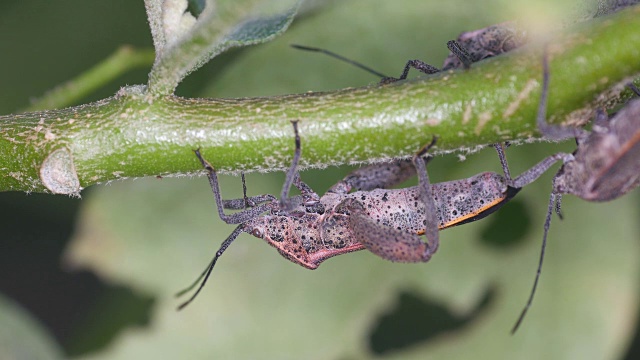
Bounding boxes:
348 137 440 262
349 200 436 262
414 137 439 255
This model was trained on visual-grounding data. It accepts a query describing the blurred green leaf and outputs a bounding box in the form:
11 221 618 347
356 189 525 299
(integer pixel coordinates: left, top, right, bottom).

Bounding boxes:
147 0 301 95
0 294 63 360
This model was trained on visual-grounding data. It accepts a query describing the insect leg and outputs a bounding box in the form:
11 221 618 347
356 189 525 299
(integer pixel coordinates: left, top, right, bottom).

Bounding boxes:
279 120 302 209
195 149 273 224
292 173 321 205
241 172 252 207
349 202 436 262
275 121 323 209
446 40 473 69
221 172 277 210
391 40 476 81
414 137 440 253
348 137 439 262
391 60 440 82
509 152 574 189
327 159 418 194
592 108 610 128
506 44 582 189
592 83 639 129
222 194 277 210
493 143 512 180
554 193 564 220
536 46 586 140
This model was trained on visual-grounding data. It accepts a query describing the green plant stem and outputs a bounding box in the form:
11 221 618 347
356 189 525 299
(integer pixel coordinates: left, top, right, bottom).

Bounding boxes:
1 8 640 194
23 46 155 112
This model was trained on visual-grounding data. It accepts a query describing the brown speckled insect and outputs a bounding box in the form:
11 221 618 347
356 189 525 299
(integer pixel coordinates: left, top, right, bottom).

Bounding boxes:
292 41 472 84
177 120 570 309
441 21 526 71
511 50 640 333
292 21 525 83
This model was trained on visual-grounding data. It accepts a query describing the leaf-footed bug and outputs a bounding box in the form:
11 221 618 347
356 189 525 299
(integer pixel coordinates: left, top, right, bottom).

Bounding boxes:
292 21 525 84
441 21 527 71
292 41 472 85
510 48 640 333
178 118 573 310
293 17 639 333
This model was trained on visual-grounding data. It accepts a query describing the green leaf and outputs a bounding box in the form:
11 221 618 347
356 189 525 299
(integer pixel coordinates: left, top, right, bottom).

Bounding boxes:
146 0 301 95
0 294 64 360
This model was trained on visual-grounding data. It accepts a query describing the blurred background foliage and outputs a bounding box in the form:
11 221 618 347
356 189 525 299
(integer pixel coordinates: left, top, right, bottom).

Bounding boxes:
1 0 640 359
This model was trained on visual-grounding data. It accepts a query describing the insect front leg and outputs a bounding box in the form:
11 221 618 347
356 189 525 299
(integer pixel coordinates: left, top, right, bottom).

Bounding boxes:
536 46 587 141
195 150 274 224
381 60 440 84
292 173 321 205
219 172 278 210
493 143 512 180
222 194 277 210
347 138 440 262
381 40 474 83
508 152 574 189
446 40 473 69
277 120 322 211
279 120 302 207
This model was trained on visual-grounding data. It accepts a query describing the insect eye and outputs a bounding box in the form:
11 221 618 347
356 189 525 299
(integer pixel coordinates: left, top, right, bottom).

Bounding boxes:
251 228 264 238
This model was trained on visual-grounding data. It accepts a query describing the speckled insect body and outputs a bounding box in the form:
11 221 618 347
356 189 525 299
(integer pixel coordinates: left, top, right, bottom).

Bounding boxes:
441 22 527 70
178 120 567 309
511 50 640 333
247 170 517 270
550 95 640 201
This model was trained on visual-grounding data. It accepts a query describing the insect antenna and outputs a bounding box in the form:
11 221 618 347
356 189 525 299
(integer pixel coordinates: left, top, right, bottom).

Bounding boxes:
511 192 556 334
291 44 390 78
176 225 245 310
